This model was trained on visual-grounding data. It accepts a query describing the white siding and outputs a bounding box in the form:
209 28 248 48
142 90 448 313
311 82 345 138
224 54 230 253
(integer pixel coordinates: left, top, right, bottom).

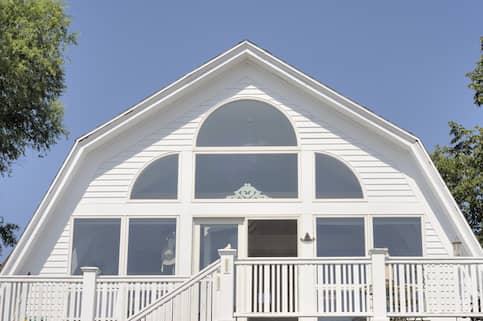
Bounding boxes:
425 218 449 256
39 221 70 275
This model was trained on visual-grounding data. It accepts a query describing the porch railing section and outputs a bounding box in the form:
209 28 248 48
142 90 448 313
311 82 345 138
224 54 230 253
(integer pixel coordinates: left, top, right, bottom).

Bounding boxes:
235 258 372 318
387 258 483 317
126 259 222 321
94 276 187 320
0 276 83 321
0 274 186 321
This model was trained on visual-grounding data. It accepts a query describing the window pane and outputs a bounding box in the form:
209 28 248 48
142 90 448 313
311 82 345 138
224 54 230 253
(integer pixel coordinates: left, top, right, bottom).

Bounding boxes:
131 154 178 199
71 219 120 275
248 220 297 257
128 219 177 275
317 218 365 257
316 153 363 198
195 154 298 199
200 224 238 270
197 100 297 146
373 217 422 256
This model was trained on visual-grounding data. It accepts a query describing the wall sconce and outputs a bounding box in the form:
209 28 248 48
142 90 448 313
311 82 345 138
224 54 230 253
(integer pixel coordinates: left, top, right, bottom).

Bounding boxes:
452 239 462 256
300 232 315 242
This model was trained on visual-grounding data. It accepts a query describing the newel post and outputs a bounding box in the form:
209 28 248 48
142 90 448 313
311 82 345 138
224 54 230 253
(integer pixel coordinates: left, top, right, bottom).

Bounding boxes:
80 267 100 321
369 249 389 321
217 247 237 321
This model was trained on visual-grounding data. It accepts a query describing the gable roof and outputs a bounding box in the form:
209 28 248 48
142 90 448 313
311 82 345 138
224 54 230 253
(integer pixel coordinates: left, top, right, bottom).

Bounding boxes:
2 40 481 274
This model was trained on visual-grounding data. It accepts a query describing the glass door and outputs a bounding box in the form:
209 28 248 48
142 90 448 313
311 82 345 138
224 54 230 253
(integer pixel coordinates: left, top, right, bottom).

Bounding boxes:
193 218 243 272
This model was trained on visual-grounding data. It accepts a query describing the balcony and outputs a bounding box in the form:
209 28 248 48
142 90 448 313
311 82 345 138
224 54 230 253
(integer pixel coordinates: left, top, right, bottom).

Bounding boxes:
1 250 482 321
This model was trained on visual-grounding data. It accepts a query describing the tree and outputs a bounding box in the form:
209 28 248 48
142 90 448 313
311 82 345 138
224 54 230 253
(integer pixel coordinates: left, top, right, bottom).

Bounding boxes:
0 0 76 254
466 37 483 107
432 123 483 244
431 38 483 246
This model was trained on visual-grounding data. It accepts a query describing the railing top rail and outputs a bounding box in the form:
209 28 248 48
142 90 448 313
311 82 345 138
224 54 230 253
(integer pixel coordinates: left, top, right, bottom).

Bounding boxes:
97 275 189 282
127 259 221 321
235 257 372 265
0 276 83 282
386 257 483 264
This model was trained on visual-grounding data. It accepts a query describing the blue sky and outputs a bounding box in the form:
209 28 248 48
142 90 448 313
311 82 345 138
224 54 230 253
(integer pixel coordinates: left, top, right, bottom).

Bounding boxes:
0 0 482 259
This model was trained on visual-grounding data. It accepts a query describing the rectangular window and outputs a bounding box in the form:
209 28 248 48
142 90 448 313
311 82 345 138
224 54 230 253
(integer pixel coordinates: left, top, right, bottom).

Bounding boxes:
373 217 422 256
200 224 238 270
316 218 365 257
195 154 298 199
127 218 177 275
71 219 121 275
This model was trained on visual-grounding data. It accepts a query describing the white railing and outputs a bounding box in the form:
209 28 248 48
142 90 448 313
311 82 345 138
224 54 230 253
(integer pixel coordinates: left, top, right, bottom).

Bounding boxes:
387 258 483 317
0 276 83 321
0 275 186 321
235 257 372 318
126 259 222 321
95 276 187 321
2 252 483 321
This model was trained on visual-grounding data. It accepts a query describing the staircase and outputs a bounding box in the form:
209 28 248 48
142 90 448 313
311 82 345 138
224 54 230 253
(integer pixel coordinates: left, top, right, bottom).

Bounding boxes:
127 248 237 321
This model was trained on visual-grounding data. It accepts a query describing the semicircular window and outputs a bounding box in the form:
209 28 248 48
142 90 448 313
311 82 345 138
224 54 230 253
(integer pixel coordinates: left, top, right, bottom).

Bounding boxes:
197 100 297 147
315 153 363 198
131 154 178 199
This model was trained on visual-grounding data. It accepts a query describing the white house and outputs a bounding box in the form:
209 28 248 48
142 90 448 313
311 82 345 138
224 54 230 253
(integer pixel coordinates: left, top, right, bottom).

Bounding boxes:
0 41 482 321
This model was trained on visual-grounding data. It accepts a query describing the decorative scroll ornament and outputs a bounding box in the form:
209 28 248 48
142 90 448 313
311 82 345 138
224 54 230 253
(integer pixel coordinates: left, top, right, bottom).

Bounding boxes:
226 183 270 199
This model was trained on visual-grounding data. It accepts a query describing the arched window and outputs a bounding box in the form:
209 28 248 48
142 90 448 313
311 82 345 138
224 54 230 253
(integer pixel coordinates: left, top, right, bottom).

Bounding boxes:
196 100 297 147
131 154 178 199
195 100 298 199
315 153 363 198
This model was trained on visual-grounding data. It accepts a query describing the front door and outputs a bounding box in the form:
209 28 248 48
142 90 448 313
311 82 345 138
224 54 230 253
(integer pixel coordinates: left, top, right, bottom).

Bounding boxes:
247 219 297 257
193 219 243 272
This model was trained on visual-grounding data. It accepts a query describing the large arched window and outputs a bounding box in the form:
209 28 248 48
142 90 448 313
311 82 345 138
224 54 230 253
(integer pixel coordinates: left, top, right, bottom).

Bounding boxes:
197 100 297 147
315 153 363 198
195 100 298 199
131 154 179 199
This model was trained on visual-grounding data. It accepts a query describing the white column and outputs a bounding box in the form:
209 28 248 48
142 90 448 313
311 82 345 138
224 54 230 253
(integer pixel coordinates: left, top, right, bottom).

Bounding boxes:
80 266 100 321
299 148 317 321
216 247 237 321
369 248 389 321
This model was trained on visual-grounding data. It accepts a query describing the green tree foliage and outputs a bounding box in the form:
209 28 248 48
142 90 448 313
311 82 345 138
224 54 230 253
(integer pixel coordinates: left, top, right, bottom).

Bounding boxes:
0 0 76 253
432 123 483 244
466 37 483 107
432 37 483 246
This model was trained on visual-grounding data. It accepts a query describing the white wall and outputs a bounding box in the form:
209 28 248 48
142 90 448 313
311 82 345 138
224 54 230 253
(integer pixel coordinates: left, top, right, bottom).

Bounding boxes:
16 62 452 276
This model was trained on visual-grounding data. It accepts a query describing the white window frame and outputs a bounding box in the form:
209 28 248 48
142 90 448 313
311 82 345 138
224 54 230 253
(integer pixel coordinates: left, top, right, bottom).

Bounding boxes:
192 217 244 273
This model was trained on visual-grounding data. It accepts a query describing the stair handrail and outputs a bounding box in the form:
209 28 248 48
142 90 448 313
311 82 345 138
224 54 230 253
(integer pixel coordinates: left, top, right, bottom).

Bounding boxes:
127 259 221 321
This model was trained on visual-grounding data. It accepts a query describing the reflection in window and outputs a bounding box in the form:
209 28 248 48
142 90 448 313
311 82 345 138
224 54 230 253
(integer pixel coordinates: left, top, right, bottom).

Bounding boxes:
315 153 363 199
131 154 178 199
128 219 177 275
200 224 238 269
71 219 120 275
317 218 365 257
195 154 298 199
373 217 422 256
197 100 297 147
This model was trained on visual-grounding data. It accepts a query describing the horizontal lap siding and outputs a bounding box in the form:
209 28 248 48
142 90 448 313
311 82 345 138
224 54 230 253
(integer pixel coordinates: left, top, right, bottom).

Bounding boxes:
40 222 71 275
425 219 449 256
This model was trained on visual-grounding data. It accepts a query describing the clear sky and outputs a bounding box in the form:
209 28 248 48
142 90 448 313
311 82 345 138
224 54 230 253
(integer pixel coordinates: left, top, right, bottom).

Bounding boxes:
0 0 482 260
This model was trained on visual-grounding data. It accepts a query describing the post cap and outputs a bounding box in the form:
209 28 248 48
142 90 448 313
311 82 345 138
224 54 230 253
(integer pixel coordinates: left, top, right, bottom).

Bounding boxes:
369 248 389 256
218 244 237 257
80 266 101 274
